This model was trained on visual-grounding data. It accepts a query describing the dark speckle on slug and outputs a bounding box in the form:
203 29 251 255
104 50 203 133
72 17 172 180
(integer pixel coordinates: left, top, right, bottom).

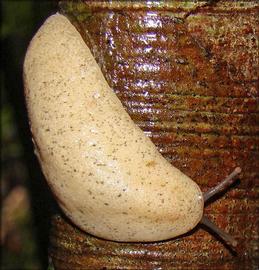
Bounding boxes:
146 160 157 167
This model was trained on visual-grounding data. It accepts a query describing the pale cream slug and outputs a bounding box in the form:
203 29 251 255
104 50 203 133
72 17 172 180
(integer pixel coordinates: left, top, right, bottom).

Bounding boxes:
23 13 240 245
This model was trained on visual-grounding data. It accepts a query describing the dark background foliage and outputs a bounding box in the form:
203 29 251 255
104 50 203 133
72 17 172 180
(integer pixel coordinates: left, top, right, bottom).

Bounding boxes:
1 1 59 269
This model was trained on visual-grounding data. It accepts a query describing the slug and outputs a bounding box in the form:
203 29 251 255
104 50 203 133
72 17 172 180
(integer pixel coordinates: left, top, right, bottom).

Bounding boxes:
23 13 240 246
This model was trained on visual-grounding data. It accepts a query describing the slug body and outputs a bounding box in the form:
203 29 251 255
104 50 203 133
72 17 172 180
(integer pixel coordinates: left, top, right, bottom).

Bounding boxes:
24 14 203 242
